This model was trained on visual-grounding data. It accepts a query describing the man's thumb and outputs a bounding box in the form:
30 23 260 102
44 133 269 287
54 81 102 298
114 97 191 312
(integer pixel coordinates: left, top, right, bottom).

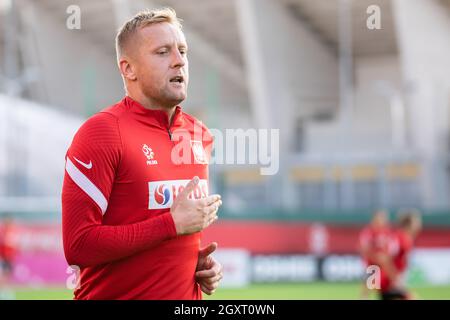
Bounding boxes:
199 242 218 258
178 176 199 200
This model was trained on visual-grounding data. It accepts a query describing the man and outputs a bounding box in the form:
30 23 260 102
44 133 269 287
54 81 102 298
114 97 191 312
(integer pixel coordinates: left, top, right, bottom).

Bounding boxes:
376 210 422 300
62 8 223 299
0 215 16 300
358 209 390 299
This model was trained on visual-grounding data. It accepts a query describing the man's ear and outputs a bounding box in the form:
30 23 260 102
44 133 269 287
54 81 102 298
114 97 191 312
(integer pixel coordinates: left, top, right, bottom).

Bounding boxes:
119 57 137 81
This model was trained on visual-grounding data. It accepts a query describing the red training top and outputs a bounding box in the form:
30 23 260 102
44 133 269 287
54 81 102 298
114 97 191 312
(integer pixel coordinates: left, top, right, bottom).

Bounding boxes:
62 96 213 299
359 225 391 266
380 229 413 292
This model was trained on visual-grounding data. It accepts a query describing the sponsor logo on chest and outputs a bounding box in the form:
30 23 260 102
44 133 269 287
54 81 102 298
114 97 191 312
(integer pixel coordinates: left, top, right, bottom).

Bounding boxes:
148 179 209 209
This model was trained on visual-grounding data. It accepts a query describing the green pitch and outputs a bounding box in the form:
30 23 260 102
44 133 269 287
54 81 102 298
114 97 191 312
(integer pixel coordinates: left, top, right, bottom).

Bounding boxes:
206 282 450 300
9 282 450 300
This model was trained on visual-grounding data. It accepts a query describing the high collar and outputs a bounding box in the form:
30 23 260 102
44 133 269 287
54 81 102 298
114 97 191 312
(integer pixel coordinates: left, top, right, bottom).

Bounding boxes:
123 95 183 130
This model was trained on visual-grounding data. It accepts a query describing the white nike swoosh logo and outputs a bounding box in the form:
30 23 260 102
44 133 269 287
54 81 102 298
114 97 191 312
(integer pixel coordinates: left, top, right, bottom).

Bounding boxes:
74 157 92 169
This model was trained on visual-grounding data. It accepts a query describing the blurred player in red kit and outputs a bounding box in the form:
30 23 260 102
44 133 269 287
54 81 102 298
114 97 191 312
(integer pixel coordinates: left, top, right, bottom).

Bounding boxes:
376 210 422 300
358 209 391 299
62 8 223 299
0 215 17 300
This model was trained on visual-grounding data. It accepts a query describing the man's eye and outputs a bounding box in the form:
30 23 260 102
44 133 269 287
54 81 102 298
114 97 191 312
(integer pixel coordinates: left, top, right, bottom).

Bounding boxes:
157 50 168 55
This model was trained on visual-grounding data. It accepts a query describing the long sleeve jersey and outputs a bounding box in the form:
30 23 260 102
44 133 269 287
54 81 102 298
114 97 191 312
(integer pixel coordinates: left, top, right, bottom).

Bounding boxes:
62 96 213 299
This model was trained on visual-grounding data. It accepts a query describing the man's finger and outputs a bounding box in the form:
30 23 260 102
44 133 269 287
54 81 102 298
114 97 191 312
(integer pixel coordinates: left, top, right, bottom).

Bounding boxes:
199 280 218 292
196 263 223 280
203 200 221 215
200 281 217 292
200 284 214 295
198 242 218 258
195 268 218 279
205 214 218 229
198 273 223 285
200 194 221 207
177 176 199 201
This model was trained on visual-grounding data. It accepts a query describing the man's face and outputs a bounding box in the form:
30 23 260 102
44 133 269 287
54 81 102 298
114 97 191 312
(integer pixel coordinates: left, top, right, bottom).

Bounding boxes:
131 22 189 108
411 217 422 238
372 211 388 228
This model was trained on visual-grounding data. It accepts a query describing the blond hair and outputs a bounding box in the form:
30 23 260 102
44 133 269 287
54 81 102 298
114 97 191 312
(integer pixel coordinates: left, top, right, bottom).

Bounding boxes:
115 7 183 62
397 209 421 228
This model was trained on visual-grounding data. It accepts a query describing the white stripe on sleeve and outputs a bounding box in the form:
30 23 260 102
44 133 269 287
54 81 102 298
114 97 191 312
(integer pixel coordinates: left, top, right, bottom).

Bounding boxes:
65 157 108 215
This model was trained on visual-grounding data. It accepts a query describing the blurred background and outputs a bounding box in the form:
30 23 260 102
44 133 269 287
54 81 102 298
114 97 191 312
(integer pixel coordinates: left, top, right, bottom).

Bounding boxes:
0 0 449 299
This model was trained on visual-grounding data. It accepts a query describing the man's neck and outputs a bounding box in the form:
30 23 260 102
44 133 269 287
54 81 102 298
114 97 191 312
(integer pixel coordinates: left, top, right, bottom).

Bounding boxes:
128 92 177 125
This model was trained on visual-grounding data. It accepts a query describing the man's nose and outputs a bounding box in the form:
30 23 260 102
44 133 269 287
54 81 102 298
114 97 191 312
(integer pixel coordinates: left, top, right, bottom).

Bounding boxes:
171 50 185 68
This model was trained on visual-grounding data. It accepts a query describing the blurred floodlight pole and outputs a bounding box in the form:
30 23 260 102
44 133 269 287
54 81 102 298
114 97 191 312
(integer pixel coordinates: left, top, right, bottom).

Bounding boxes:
338 0 354 208
390 93 406 149
2 0 19 94
1 0 23 197
338 0 354 133
374 81 406 149
234 0 271 130
235 0 291 208
392 0 450 208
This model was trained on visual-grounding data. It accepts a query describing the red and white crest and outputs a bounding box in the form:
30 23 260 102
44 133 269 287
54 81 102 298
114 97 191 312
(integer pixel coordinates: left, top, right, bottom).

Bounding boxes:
190 140 207 164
